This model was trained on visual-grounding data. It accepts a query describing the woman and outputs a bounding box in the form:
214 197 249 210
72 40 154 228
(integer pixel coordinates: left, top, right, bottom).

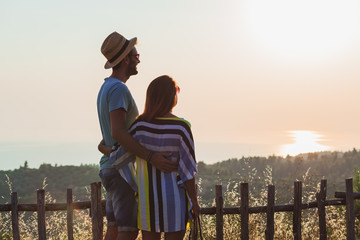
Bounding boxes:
100 75 199 240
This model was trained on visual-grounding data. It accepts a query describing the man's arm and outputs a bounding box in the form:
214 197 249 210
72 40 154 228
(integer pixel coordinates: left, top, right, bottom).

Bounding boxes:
110 108 178 172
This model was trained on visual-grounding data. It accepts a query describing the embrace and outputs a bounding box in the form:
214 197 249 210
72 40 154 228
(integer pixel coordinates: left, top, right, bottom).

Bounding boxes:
97 32 199 240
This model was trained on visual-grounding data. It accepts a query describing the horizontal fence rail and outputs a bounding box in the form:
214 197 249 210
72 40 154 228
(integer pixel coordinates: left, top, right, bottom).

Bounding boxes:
0 179 359 239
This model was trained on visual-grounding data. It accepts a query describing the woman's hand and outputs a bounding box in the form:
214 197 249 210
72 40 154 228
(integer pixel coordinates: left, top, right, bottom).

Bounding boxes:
98 139 105 148
98 139 112 157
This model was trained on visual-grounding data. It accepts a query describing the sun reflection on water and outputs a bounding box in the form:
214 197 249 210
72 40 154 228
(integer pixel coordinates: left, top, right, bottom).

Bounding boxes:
281 130 329 157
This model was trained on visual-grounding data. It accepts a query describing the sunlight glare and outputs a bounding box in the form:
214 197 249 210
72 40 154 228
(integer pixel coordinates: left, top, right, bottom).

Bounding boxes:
281 130 329 156
242 0 359 58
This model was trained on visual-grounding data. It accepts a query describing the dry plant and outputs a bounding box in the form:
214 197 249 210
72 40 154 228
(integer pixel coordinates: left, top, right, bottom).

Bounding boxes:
0 175 94 240
197 161 356 240
1 162 359 239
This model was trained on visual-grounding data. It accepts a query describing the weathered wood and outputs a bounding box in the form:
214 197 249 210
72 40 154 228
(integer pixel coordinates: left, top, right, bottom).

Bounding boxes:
0 178 359 240
293 181 302 240
326 199 345 206
215 185 223 240
199 198 344 216
11 192 20 240
317 179 327 240
241 183 249 240
37 189 46 240
0 194 347 213
90 183 99 240
91 182 102 240
335 192 360 199
200 207 216 214
345 178 355 240
266 185 275 240
96 182 103 240
0 204 11 211
0 200 107 212
67 189 74 240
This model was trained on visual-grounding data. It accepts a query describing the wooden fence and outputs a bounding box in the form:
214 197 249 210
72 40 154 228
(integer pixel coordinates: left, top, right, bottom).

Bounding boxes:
0 178 359 240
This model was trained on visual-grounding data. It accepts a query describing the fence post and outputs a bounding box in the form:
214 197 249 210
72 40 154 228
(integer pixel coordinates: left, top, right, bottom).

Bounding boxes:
345 178 355 240
91 182 103 240
293 181 302 240
67 188 74 240
97 182 103 237
240 183 249 240
37 189 46 240
215 185 223 240
317 179 327 240
266 185 275 240
11 192 20 240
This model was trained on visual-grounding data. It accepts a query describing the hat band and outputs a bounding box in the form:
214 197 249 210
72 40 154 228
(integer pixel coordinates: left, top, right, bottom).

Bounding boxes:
109 40 130 63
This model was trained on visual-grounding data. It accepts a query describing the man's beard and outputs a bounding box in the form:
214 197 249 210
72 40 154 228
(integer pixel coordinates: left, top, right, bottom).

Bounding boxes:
126 61 138 77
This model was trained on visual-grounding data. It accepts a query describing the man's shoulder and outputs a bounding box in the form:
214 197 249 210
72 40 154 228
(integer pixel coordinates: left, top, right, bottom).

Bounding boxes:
102 78 129 93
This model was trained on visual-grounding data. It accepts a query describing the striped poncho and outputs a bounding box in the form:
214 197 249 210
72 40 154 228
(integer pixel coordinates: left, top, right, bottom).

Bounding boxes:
110 117 197 232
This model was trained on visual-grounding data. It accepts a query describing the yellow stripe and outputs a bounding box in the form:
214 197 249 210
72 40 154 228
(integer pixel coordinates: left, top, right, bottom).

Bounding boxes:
144 159 151 231
155 117 191 128
136 157 142 230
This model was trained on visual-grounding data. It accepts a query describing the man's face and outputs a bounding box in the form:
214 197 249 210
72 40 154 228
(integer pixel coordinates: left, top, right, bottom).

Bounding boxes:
126 48 140 76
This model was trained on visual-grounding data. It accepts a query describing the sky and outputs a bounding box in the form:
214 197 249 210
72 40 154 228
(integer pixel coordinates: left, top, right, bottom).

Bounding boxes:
1 0 360 170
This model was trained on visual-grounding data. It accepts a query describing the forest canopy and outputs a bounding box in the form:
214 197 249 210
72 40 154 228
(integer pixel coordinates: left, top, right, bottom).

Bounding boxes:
1 149 359 205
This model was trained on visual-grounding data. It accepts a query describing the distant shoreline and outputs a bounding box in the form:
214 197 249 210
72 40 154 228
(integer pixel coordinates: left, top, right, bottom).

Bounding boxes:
0 140 357 171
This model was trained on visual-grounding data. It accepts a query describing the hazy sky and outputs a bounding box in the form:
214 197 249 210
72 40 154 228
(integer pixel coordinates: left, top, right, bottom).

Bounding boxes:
1 0 360 170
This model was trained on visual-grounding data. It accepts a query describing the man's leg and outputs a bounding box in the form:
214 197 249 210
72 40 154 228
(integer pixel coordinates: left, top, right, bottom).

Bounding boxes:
102 168 138 239
117 231 138 240
105 226 118 240
141 230 161 240
100 169 119 240
164 230 186 240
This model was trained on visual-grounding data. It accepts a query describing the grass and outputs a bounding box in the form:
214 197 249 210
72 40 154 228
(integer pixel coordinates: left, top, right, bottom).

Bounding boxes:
0 176 93 240
1 163 360 239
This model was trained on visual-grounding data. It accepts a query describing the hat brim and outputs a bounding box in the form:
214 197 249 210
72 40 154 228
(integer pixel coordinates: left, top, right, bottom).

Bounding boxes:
104 37 137 69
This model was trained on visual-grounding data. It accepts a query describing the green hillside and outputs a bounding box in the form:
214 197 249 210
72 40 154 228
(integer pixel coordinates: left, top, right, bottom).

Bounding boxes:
1 149 359 205
0 163 100 204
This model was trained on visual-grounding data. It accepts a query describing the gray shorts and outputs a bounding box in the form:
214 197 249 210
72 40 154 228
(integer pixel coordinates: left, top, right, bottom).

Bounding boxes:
99 168 137 231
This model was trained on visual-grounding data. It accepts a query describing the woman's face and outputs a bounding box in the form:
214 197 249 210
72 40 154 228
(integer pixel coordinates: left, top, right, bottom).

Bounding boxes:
173 85 180 108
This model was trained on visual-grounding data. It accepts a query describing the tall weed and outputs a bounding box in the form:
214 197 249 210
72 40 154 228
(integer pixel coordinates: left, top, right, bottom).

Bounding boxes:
1 162 359 239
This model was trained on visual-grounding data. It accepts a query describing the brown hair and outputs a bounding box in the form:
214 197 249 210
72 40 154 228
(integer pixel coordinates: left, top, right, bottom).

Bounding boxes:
138 75 178 121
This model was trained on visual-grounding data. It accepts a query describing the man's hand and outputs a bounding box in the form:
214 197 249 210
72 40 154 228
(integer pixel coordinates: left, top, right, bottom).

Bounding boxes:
150 153 178 173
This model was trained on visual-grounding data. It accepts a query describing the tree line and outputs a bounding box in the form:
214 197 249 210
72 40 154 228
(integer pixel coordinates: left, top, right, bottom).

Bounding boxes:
0 148 359 205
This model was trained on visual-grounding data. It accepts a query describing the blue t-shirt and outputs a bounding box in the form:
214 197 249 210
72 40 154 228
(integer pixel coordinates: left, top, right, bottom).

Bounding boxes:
97 77 138 170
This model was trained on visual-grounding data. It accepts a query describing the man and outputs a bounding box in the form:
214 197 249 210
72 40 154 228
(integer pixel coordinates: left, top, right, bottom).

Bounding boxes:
97 32 178 240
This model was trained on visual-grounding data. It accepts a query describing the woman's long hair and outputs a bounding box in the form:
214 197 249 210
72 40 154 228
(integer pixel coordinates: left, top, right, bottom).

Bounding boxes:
138 75 178 121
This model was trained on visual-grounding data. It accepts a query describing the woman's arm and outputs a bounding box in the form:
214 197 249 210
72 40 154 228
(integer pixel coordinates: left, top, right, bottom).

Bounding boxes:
184 178 200 217
110 108 177 172
98 139 112 157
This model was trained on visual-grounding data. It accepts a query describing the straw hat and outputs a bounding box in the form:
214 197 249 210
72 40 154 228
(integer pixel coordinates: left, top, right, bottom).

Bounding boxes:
101 32 137 69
